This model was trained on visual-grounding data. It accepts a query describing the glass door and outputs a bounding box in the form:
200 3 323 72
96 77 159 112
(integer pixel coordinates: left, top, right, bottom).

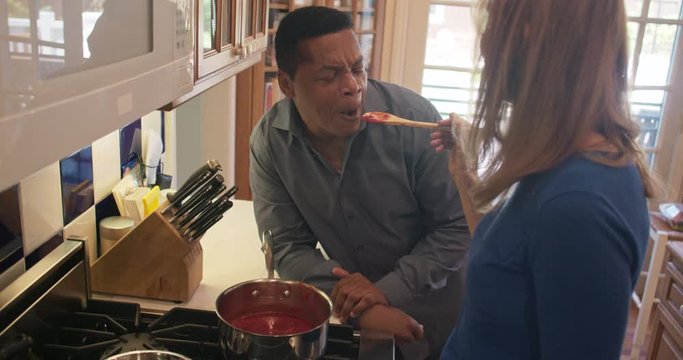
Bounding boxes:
197 0 240 79
241 0 268 55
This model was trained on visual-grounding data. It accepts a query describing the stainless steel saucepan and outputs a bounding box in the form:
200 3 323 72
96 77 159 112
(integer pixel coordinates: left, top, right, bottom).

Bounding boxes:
215 230 333 359
105 350 191 360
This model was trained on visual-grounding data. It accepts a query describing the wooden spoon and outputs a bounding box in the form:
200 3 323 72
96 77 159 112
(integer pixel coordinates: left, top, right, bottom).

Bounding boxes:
361 112 439 129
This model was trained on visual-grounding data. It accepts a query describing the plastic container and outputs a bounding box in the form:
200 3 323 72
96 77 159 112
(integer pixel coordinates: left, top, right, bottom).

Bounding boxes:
99 216 135 255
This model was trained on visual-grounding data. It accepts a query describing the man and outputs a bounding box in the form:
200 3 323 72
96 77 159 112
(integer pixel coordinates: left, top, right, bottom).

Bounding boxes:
249 6 470 359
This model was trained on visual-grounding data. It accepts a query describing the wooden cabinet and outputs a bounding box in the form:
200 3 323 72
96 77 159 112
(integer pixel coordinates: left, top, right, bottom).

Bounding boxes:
235 0 386 200
241 0 269 56
648 242 683 359
168 0 268 107
631 214 683 358
197 0 268 78
196 0 241 79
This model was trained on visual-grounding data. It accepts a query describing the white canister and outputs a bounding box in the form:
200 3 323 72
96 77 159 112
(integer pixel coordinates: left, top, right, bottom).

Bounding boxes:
99 216 134 255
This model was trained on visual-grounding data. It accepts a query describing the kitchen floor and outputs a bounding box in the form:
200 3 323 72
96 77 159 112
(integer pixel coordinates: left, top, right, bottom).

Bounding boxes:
621 303 650 359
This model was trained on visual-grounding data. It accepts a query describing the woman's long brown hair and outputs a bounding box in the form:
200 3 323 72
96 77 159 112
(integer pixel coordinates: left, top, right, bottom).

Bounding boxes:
469 0 657 209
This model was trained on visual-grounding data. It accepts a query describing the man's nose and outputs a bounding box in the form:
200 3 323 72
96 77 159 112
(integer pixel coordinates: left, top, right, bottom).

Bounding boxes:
341 72 361 96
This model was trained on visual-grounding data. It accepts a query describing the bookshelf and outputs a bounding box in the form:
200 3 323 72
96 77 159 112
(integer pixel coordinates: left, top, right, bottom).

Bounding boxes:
235 0 386 200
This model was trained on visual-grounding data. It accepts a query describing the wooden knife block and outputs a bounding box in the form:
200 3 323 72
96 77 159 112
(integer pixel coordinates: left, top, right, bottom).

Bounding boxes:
90 211 203 302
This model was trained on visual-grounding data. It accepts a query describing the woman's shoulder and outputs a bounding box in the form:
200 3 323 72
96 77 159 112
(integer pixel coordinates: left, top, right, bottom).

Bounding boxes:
517 153 649 238
514 154 648 233
526 153 644 202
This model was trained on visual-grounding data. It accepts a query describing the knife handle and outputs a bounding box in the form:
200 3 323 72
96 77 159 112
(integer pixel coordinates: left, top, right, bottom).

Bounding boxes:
225 185 238 199
167 169 212 210
198 195 230 222
175 200 203 227
188 200 233 239
167 163 210 203
188 214 224 242
177 198 211 229
167 159 222 205
177 189 225 230
170 187 209 223
172 178 226 222
183 196 232 237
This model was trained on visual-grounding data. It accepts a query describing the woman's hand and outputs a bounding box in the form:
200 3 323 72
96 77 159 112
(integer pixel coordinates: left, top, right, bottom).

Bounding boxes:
431 113 482 233
357 304 424 345
430 119 455 152
430 114 471 152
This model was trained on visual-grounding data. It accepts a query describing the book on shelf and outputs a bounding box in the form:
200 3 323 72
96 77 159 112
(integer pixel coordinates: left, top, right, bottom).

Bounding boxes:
264 82 273 112
264 78 285 112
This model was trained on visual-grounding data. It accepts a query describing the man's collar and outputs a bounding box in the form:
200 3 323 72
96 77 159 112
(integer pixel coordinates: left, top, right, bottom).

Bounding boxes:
272 98 300 132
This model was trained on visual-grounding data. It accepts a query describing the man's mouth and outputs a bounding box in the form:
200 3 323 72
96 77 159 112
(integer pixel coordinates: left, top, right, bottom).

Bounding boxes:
340 108 360 118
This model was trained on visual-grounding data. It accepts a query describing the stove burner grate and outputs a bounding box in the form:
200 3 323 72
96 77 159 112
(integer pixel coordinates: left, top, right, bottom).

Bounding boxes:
16 300 360 359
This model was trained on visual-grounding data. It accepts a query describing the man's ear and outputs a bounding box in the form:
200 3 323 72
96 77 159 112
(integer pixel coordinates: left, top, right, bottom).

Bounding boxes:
277 70 295 98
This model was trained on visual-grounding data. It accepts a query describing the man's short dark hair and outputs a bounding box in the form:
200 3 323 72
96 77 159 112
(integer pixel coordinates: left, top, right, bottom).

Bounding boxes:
275 6 353 78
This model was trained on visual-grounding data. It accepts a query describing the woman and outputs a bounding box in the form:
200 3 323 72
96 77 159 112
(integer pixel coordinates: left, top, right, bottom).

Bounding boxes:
430 0 657 359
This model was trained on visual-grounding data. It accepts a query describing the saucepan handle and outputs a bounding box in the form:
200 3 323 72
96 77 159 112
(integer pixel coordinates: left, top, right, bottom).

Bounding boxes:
261 230 274 279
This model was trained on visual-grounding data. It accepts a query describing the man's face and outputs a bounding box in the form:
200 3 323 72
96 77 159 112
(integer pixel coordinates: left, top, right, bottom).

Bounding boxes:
278 29 368 141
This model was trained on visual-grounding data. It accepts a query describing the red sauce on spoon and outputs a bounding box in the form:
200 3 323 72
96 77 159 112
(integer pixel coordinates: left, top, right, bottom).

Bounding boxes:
361 112 390 123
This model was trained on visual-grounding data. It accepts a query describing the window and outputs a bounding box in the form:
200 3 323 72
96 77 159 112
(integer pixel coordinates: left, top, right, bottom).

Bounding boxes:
626 0 683 170
422 1 478 119
385 0 683 180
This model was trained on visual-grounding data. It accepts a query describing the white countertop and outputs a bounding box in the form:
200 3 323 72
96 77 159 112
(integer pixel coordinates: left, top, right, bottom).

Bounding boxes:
92 199 389 355
93 199 268 312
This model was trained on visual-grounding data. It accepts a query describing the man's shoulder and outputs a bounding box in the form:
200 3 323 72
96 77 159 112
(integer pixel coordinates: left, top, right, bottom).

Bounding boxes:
367 79 440 120
368 79 430 103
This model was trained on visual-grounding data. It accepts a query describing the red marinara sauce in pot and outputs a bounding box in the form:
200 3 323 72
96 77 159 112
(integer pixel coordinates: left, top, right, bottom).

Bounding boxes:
230 311 315 336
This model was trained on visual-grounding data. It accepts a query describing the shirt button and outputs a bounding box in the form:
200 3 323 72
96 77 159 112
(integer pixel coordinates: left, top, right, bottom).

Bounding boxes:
346 214 355 221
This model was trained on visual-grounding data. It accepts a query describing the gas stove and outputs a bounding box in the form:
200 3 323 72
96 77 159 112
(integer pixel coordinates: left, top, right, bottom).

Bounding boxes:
5 300 358 359
0 239 388 360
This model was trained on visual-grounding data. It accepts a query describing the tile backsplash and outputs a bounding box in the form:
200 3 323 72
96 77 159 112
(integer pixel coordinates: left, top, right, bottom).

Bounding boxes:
60 146 94 225
20 162 64 256
120 119 142 175
0 110 171 288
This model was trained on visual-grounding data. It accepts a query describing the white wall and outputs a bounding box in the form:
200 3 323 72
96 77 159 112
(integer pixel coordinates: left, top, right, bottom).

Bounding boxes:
175 77 237 187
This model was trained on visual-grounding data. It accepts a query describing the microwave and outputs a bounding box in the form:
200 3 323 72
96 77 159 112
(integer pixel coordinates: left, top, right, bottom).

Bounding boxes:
0 0 193 192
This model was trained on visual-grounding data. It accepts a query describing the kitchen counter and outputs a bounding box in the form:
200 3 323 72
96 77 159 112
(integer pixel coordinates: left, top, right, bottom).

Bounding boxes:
93 199 268 312
93 199 394 358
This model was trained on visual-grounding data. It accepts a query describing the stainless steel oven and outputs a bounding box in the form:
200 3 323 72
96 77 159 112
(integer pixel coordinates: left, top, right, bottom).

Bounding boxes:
0 239 393 359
